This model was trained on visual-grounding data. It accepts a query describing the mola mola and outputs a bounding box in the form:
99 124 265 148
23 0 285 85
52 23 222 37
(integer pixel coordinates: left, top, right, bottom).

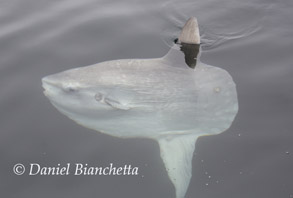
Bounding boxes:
42 17 238 198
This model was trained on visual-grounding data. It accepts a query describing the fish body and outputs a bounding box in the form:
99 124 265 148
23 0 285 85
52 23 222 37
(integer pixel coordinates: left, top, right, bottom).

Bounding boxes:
42 17 238 198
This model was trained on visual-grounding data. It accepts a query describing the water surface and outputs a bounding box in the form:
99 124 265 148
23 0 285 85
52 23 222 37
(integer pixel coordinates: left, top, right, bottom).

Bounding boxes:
1 0 292 197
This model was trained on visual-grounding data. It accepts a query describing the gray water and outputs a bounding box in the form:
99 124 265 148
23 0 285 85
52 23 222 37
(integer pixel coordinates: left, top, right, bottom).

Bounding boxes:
1 0 293 197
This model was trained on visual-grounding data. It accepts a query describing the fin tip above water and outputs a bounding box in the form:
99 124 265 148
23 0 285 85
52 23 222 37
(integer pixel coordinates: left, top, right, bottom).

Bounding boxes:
178 17 200 44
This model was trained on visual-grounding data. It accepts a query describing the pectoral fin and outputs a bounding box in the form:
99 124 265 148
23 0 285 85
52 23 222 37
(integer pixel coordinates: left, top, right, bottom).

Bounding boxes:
104 97 130 110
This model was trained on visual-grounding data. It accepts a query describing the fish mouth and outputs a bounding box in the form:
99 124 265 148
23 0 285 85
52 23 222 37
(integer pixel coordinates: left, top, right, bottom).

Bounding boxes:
42 75 61 97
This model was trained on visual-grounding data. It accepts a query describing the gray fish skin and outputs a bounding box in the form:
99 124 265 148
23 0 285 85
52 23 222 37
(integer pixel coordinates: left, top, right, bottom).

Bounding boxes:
42 55 237 138
42 17 238 198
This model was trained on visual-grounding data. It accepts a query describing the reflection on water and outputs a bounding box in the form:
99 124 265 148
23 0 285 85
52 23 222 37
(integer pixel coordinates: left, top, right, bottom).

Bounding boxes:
1 0 293 197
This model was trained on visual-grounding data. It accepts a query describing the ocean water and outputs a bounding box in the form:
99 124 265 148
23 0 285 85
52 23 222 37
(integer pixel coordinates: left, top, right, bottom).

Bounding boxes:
1 0 292 197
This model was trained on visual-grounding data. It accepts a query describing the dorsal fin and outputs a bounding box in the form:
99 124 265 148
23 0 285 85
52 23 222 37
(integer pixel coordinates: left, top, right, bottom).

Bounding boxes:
178 17 200 44
163 17 201 69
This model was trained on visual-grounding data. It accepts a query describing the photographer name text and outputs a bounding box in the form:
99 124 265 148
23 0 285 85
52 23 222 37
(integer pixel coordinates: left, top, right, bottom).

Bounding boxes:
13 163 139 176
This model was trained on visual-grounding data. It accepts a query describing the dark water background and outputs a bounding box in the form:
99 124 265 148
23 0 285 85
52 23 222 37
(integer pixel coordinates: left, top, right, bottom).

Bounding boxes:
1 0 292 197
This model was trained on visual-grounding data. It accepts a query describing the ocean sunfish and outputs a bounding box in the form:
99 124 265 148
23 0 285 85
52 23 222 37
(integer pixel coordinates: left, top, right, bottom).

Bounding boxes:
42 17 238 198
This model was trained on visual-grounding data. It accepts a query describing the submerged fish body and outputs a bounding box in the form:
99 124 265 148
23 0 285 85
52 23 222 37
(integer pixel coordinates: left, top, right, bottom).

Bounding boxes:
43 56 236 138
42 17 238 198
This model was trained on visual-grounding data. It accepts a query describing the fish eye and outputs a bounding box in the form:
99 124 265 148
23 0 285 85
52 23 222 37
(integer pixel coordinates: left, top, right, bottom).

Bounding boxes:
63 86 76 92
